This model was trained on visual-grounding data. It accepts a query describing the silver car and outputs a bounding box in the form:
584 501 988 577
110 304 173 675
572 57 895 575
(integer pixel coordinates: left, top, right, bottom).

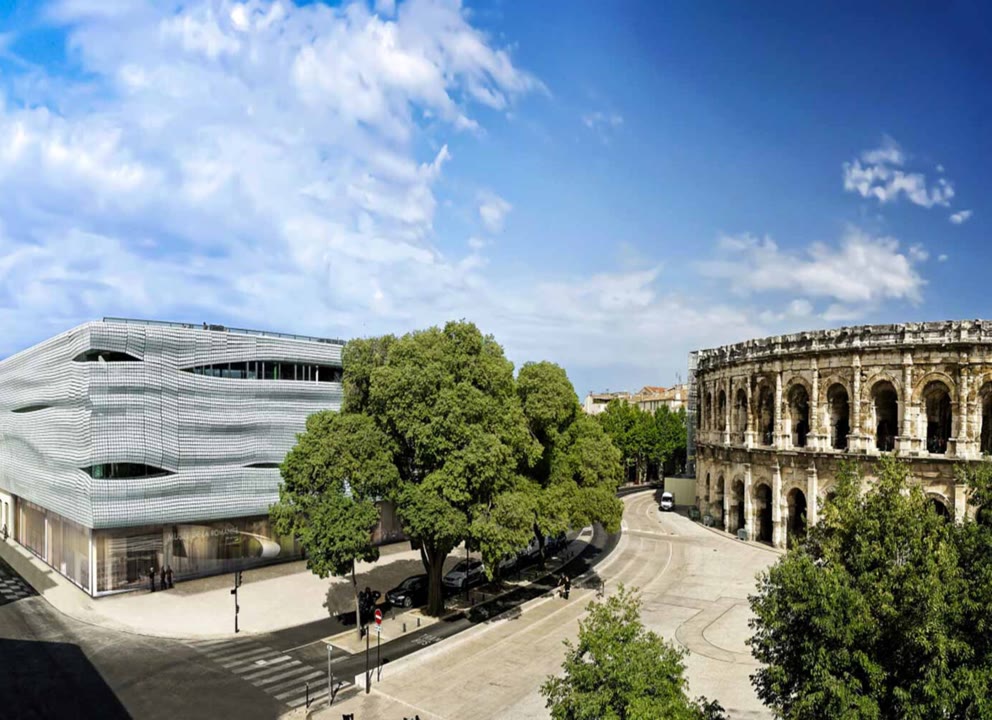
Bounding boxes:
659 492 675 511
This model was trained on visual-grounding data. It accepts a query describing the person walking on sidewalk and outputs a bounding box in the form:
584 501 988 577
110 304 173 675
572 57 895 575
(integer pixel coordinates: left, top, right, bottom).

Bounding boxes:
2 523 7 542
558 573 571 600
166 565 174 589
160 567 167 591
149 567 156 592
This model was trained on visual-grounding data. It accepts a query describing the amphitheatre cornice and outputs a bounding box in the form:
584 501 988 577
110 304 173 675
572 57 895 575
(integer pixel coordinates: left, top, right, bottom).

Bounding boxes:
695 319 992 372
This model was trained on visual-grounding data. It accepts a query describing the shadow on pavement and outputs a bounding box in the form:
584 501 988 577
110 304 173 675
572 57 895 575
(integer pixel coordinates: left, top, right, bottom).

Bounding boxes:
0 638 131 720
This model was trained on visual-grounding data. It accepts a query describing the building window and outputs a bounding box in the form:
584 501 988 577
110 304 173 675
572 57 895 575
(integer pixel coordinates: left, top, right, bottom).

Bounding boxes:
11 404 52 413
872 381 898 452
182 361 342 382
85 463 174 479
74 350 141 362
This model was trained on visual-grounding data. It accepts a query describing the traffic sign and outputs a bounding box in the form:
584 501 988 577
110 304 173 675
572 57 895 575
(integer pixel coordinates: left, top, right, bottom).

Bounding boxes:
374 608 383 626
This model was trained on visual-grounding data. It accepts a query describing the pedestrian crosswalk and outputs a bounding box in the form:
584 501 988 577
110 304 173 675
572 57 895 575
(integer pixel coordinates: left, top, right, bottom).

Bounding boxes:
187 636 351 709
0 557 36 606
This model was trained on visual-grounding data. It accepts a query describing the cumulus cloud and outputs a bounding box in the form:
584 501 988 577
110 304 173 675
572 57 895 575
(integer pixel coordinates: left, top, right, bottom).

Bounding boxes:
478 191 512 233
0 0 543 346
843 137 954 208
582 111 622 131
950 209 973 225
699 227 927 307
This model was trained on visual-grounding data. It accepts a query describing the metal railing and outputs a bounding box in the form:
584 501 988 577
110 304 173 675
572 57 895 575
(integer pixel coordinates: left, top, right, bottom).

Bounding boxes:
102 317 346 345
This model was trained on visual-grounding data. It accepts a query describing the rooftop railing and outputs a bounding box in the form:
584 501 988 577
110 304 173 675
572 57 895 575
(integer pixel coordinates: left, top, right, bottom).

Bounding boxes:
102 317 346 346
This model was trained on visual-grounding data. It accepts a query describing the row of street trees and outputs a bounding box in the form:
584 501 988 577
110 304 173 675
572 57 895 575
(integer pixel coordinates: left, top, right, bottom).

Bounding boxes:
598 399 687 483
270 321 623 627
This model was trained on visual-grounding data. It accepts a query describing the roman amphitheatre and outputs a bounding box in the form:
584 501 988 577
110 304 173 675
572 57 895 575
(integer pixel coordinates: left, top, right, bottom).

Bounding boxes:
692 320 992 547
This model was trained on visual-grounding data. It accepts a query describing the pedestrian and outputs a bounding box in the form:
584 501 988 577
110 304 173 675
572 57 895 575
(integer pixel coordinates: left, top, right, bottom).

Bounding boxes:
160 566 167 590
563 574 571 600
149 567 156 592
2 523 7 542
166 565 174 589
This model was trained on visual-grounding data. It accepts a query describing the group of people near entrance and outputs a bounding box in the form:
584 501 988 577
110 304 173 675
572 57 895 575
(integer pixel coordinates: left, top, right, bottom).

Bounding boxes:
149 566 174 592
358 585 381 633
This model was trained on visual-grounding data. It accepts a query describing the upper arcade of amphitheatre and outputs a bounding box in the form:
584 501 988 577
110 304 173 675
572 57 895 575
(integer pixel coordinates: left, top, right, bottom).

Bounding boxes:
692 319 992 461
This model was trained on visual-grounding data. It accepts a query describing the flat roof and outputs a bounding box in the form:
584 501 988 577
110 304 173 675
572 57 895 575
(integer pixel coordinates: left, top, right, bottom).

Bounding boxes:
102 317 346 346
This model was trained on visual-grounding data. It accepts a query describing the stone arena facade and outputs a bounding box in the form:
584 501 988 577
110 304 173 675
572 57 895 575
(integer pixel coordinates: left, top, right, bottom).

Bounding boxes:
693 320 992 548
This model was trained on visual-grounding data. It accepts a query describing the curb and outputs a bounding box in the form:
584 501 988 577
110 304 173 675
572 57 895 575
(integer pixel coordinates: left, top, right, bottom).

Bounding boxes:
697 523 787 556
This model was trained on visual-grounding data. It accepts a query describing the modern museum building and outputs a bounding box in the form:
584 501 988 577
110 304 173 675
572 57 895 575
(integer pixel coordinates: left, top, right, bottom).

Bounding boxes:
0 317 401 596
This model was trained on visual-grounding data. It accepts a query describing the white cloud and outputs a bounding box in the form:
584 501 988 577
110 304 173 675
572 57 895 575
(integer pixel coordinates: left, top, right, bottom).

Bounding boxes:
843 137 955 208
478 191 512 233
0 0 543 350
950 209 973 225
699 227 927 306
582 111 622 131
938 254 949 262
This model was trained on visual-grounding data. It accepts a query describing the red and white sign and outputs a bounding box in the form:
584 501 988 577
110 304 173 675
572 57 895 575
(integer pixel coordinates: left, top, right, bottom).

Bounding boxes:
374 608 383 626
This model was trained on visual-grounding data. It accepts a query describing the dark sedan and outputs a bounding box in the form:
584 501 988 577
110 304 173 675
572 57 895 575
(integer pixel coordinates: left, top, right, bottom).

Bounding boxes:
385 574 429 609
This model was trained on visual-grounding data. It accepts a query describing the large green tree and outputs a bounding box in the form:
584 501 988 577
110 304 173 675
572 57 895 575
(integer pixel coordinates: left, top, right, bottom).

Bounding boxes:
542 585 726 720
270 411 398 638
748 456 992 719
517 361 623 566
344 321 540 615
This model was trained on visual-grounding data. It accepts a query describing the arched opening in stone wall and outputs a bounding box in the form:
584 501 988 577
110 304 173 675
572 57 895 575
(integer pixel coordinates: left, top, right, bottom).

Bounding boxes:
711 476 724 528
717 390 727 432
929 496 951 521
755 483 773 543
705 392 713 430
872 381 898 452
981 385 992 455
757 385 775 446
923 381 952 455
732 478 745 533
827 383 850 450
787 488 807 547
704 473 710 505
788 384 810 448
734 388 748 443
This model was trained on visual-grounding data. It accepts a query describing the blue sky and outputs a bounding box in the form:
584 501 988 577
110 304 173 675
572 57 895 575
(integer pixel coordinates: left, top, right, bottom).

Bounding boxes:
0 1 987 398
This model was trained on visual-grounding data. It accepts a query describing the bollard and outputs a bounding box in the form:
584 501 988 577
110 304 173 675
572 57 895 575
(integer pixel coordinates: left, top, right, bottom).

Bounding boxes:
417 617 421 627
402 622 407 633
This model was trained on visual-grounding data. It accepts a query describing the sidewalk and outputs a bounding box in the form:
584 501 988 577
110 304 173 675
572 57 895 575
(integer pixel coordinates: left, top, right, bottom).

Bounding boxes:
0 536 449 640
0 531 591 642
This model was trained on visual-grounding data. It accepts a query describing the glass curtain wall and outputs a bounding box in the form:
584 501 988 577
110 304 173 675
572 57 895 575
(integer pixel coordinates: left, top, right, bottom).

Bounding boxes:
17 499 91 591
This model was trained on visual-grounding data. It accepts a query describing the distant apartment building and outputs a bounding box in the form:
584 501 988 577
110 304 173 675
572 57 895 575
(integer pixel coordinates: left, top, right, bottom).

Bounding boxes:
582 384 687 415
582 391 631 415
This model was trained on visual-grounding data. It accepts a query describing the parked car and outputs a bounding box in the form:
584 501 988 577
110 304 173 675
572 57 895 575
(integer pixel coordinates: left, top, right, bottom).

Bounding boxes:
659 491 675 511
385 574 428 609
496 552 518 574
442 559 486 591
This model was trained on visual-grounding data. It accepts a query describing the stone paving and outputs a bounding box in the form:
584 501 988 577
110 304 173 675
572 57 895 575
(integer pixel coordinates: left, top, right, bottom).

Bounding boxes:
291 491 779 720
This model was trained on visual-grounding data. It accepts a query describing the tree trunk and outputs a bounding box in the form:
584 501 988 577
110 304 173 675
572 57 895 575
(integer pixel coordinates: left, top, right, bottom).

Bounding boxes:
423 544 448 617
536 528 547 570
352 561 362 641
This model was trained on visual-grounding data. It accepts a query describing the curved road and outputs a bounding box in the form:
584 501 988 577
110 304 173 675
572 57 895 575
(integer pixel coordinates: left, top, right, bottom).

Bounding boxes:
316 489 778 720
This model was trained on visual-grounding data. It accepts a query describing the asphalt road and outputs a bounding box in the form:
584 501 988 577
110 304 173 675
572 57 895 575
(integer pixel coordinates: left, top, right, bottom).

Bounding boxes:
0 510 626 719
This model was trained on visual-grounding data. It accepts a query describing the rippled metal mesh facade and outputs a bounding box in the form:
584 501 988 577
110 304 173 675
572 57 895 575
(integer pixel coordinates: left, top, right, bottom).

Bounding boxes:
0 319 343 529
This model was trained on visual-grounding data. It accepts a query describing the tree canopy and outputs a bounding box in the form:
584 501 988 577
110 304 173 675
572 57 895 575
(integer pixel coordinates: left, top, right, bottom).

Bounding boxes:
748 457 992 719
517 362 623 564
598 399 687 482
270 411 399 636
542 585 726 720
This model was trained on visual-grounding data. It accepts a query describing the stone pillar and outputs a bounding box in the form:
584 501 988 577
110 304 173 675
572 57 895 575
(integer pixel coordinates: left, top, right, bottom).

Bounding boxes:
723 378 731 445
744 382 755 448
957 359 972 458
806 461 818 527
954 482 968 523
810 360 821 450
897 353 918 454
772 463 784 548
724 474 731 530
851 354 863 451
743 463 753 539
775 366 784 449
